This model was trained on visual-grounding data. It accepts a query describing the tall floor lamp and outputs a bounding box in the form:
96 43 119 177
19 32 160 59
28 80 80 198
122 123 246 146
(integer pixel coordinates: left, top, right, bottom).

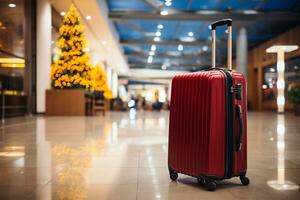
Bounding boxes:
266 45 299 113
266 45 299 191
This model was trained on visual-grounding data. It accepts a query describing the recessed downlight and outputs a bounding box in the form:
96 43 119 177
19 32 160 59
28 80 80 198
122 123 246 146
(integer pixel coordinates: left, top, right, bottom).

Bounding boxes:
8 3 16 8
149 51 155 56
60 11 66 16
243 10 258 15
154 37 160 42
157 24 164 29
202 45 208 52
165 1 172 6
147 56 153 63
155 31 161 37
177 44 183 51
151 45 156 51
160 10 168 16
85 15 92 20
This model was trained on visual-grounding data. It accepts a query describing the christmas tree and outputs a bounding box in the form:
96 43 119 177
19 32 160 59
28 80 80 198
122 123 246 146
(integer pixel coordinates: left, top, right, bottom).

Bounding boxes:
89 65 112 99
50 4 92 89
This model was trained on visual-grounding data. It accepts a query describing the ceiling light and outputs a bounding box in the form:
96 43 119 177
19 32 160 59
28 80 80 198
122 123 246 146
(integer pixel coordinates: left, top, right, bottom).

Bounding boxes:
60 11 66 16
8 3 16 8
177 44 183 51
147 56 153 63
157 24 164 29
149 51 155 56
83 47 90 52
198 10 218 15
179 36 196 42
151 45 156 51
85 15 92 20
202 45 208 52
155 31 161 37
154 37 160 42
165 1 172 6
188 32 194 37
160 10 168 16
243 10 258 15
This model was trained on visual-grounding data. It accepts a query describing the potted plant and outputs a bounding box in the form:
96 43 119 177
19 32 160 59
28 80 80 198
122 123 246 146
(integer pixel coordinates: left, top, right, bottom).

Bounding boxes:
288 67 300 116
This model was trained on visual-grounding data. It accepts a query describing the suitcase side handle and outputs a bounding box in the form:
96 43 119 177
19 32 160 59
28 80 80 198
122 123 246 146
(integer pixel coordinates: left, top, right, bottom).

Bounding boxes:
211 19 232 70
236 105 243 151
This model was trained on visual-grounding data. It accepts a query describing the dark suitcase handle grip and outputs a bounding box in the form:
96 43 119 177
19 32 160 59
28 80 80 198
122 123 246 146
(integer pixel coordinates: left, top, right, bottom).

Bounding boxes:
236 105 243 151
211 19 232 30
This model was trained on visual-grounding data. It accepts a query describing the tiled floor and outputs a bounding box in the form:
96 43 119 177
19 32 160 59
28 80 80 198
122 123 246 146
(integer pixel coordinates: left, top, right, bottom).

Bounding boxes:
0 111 300 199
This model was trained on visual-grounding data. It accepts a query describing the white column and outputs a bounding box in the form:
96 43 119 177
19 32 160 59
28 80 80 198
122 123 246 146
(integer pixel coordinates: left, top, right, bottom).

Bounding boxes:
236 27 248 76
36 0 51 113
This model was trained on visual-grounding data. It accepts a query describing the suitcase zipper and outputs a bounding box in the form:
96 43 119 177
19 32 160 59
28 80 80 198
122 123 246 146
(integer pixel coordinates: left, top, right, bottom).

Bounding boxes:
221 70 235 179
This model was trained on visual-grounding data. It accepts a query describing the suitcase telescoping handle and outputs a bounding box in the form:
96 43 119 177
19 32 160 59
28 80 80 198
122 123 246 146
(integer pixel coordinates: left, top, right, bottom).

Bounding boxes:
210 19 232 70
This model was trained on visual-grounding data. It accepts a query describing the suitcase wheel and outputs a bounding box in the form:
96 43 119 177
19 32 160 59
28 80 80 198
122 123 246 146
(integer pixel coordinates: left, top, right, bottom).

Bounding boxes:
169 170 178 181
197 177 205 185
240 175 250 186
197 177 217 191
206 181 217 191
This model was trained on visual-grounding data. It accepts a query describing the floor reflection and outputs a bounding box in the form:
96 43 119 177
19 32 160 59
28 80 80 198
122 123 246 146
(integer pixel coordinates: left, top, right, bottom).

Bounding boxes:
0 112 300 199
267 114 299 190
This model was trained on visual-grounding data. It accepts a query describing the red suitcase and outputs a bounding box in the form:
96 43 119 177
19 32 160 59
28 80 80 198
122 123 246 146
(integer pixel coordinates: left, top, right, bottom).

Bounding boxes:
168 19 249 191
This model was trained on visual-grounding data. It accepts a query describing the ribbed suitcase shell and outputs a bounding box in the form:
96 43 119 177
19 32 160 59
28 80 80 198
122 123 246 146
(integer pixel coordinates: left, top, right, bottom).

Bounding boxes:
168 70 247 179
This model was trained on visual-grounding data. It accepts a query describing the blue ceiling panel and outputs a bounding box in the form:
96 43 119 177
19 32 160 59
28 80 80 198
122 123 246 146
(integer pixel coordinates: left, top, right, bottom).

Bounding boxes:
106 0 300 71
126 20 179 32
189 0 299 11
107 0 151 11
189 0 223 11
210 0 260 11
115 22 145 39
123 46 138 54
260 0 299 11
168 0 192 10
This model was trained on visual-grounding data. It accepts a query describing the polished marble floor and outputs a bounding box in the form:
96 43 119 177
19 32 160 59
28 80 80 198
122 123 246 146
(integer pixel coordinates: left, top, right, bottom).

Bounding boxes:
0 111 300 199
